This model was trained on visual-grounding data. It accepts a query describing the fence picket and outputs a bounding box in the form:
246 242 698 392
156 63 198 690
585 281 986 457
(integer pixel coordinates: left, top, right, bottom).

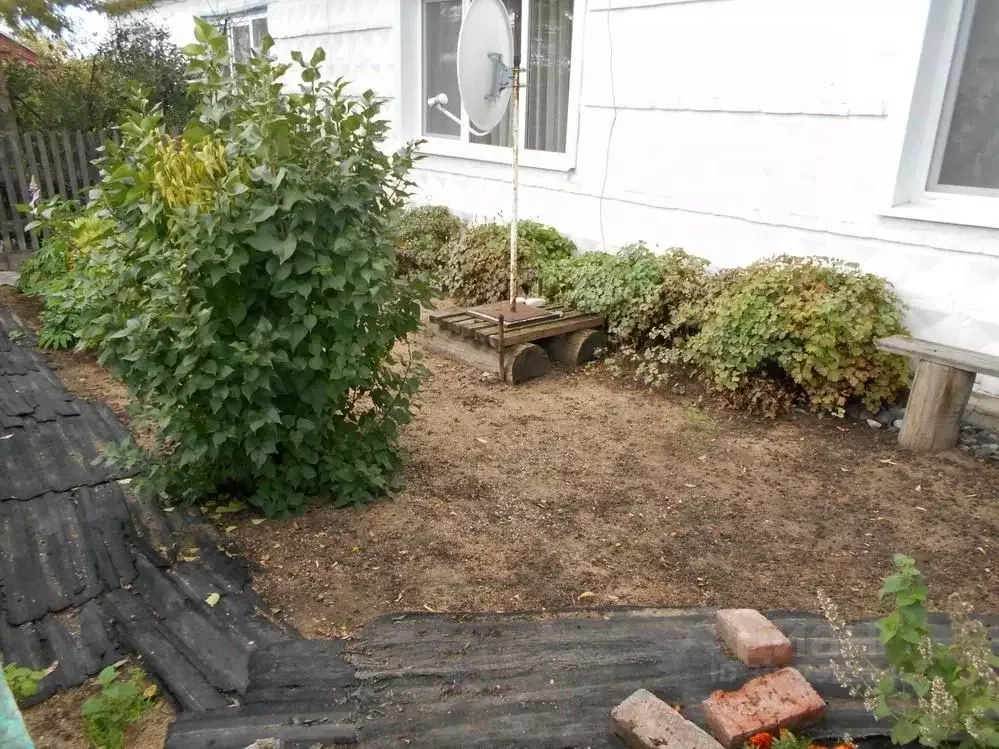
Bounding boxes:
61 131 80 199
76 131 91 199
8 134 39 251
47 132 68 199
0 138 27 253
0 130 114 255
84 132 99 185
34 133 56 200
0 140 12 253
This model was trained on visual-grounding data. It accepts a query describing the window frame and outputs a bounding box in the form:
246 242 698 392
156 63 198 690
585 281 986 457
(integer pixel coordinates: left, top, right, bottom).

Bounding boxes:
413 0 585 172
886 0 999 231
211 7 269 66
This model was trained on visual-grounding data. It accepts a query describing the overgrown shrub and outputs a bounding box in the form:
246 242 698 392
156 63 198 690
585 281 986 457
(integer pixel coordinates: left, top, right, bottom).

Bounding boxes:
441 220 577 305
519 219 576 266
66 21 426 516
4 19 191 132
394 204 464 282
683 255 909 413
539 242 712 348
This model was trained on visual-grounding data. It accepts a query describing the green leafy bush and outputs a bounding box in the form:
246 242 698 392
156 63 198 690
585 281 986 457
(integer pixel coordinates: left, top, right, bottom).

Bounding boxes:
820 555 999 748
394 204 464 283
518 219 576 265
441 220 577 305
71 21 426 516
81 665 155 749
539 243 712 348
683 255 909 412
3 661 50 701
18 201 113 349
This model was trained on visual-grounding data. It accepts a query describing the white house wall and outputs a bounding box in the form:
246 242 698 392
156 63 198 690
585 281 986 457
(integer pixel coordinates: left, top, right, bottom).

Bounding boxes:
152 0 999 397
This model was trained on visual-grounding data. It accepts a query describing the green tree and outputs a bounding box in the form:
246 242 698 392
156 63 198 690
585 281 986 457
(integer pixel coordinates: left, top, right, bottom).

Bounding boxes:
4 19 191 132
0 0 145 35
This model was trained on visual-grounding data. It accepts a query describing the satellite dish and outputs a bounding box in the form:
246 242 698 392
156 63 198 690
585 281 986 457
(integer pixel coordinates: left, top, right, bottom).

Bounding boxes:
457 0 514 133
426 0 526 323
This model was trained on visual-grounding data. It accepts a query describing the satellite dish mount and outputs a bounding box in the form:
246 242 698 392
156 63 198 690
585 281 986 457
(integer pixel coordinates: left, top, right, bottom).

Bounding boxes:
428 0 524 313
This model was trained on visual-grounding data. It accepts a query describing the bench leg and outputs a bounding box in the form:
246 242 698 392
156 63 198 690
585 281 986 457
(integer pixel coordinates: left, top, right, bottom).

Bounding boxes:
899 361 975 453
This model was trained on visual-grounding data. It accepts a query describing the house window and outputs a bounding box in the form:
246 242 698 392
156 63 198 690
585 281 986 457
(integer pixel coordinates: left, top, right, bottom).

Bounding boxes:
420 0 577 157
889 0 999 231
928 0 999 195
223 15 268 64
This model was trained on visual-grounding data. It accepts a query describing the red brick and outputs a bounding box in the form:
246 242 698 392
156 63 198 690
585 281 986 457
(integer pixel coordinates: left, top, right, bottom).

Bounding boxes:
701 667 827 748
715 609 793 667
612 689 725 749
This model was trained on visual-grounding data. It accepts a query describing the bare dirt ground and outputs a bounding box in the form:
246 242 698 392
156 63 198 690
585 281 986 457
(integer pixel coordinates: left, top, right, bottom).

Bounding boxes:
230 355 999 638
4 286 998 643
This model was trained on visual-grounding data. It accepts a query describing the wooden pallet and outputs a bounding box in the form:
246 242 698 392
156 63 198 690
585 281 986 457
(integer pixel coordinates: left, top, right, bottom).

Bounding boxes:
429 304 604 349
424 304 606 384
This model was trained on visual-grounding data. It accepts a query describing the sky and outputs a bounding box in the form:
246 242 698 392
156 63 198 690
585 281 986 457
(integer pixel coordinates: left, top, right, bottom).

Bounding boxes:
64 7 111 54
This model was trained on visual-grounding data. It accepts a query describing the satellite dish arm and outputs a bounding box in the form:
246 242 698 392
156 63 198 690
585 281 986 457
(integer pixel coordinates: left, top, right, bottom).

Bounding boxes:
426 93 491 137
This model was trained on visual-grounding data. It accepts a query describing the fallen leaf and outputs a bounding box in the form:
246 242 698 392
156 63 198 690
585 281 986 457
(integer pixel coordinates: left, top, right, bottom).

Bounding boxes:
683 483 696 488
577 591 596 600
423 604 438 612
205 592 221 607
878 459 897 465
163 506 175 513
142 683 158 699
351 546 360 552
250 518 265 525
214 500 245 515
224 525 237 533
475 437 488 444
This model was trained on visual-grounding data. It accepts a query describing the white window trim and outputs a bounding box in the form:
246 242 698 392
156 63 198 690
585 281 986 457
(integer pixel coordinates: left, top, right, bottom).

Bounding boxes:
409 0 585 173
211 6 269 62
885 0 999 231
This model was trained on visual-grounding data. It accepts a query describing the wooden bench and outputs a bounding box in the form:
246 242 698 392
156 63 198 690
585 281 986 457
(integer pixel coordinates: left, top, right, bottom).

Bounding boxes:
877 335 999 452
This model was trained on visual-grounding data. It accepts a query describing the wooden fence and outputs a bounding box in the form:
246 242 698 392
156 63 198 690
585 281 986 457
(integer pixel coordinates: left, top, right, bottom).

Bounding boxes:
0 131 116 257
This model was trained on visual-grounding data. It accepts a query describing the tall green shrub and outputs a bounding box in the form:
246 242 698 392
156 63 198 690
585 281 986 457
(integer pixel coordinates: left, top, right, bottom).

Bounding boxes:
75 21 426 516
394 204 464 283
441 220 576 305
683 255 909 412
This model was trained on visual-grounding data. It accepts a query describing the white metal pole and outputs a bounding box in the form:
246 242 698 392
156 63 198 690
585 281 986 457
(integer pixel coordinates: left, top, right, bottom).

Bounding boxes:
509 65 520 313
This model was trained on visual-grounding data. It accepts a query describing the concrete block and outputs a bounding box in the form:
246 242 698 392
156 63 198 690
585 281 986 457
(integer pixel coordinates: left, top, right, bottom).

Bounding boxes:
612 688 724 749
